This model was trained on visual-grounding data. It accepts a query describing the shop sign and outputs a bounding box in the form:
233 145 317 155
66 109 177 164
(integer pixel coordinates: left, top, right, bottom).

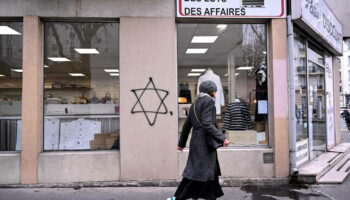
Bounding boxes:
176 0 286 18
292 0 343 55
325 54 335 148
296 139 309 166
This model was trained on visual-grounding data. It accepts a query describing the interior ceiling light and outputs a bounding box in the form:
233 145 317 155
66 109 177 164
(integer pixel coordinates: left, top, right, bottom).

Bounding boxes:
104 69 119 73
11 69 23 72
68 73 85 77
217 24 227 30
237 66 254 70
110 73 119 76
44 65 50 68
191 69 206 72
187 73 201 77
0 74 5 77
235 73 240 76
48 57 70 62
186 48 208 54
262 51 267 54
191 36 218 43
74 48 100 54
0 26 21 35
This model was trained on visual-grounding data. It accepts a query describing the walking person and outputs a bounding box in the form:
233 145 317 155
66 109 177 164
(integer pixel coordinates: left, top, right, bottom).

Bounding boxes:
168 80 230 200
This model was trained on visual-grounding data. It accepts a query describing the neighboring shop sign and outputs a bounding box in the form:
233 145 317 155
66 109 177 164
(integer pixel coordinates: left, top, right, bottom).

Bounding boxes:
292 0 343 55
325 54 335 148
176 0 286 18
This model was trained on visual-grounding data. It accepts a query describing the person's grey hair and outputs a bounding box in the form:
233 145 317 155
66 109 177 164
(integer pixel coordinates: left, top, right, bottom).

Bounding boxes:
199 80 217 94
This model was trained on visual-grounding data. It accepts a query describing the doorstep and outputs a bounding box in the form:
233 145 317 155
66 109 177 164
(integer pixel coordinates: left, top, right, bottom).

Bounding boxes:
297 142 350 184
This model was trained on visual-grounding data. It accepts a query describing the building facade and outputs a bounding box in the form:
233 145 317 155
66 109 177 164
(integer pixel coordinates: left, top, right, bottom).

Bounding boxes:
0 0 343 185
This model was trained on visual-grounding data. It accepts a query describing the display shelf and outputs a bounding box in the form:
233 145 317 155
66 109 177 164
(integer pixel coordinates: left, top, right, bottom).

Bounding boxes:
45 87 91 91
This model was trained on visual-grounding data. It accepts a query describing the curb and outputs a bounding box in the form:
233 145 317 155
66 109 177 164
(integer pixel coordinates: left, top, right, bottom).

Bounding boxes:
0 178 289 188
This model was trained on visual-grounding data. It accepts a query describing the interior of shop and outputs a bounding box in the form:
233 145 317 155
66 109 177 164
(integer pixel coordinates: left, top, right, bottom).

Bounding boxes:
177 23 269 147
0 22 23 151
43 22 120 151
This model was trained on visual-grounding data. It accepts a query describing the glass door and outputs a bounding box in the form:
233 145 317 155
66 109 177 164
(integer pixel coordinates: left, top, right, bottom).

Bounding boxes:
307 46 327 160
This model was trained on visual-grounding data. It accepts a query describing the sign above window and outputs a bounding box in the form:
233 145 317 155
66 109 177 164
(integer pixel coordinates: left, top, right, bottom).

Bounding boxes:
292 0 343 55
176 0 286 18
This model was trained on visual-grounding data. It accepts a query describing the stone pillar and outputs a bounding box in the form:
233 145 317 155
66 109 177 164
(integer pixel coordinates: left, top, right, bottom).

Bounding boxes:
269 19 290 178
21 16 43 184
119 18 178 180
333 58 341 145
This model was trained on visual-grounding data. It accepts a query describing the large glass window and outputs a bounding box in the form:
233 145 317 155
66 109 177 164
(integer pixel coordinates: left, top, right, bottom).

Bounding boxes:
0 22 23 151
44 22 119 151
177 24 268 147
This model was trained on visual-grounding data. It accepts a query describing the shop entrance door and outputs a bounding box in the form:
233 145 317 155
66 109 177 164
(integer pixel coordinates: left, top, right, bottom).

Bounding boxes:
307 51 327 160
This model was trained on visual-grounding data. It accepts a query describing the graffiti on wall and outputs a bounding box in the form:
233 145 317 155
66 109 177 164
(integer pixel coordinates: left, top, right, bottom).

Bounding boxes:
131 77 170 126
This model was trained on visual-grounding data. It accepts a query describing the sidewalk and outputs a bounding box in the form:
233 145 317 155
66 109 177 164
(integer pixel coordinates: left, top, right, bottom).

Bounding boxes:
0 185 331 200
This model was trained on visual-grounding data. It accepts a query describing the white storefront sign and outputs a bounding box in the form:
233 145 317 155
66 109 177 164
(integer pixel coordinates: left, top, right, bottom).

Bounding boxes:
176 0 286 18
292 0 343 55
325 54 335 148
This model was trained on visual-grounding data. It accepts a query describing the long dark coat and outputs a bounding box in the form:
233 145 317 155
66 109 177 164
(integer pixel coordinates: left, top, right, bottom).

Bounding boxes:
178 95 226 182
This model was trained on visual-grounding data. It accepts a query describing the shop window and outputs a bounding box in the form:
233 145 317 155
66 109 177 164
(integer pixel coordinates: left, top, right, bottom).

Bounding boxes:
43 22 119 151
177 24 268 147
0 22 23 151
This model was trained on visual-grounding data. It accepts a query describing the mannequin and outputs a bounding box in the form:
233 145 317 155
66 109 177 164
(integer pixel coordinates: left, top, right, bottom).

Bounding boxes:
197 68 225 115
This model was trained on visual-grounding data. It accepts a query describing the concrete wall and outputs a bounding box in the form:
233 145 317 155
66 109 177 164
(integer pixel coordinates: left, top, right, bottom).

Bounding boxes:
325 0 350 37
334 58 342 145
0 153 20 185
119 18 178 181
38 151 120 183
178 149 274 178
0 0 175 18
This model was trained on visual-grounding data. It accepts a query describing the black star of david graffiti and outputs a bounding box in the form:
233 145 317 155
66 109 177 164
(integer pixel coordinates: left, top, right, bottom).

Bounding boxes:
131 77 169 126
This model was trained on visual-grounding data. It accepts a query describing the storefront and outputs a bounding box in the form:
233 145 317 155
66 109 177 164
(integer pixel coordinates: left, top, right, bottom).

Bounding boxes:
291 0 343 167
0 0 290 185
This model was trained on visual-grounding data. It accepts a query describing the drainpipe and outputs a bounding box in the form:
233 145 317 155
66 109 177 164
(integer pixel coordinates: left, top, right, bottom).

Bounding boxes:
287 15 298 176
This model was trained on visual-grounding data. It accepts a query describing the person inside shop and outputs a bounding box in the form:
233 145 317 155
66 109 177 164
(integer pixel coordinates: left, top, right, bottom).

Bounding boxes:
168 80 230 200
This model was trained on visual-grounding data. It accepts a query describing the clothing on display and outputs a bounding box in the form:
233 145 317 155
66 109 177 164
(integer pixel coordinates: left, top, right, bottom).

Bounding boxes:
179 82 192 103
223 102 253 131
197 69 225 115
255 65 268 122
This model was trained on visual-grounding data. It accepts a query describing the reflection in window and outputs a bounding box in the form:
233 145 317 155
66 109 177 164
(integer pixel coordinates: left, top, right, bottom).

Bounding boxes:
177 24 268 147
43 22 119 151
0 22 23 151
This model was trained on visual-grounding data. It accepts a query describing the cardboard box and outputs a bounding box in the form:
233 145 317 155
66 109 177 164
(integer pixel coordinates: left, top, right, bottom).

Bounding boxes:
227 130 258 145
106 138 116 148
253 122 265 132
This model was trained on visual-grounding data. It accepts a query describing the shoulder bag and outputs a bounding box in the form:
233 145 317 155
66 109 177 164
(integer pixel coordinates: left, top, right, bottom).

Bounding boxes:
193 101 223 150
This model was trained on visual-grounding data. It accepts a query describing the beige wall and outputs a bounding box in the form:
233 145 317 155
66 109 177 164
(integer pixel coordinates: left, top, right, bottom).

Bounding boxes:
38 151 120 183
0 153 20 184
119 18 178 181
269 19 290 178
178 149 274 179
21 16 43 184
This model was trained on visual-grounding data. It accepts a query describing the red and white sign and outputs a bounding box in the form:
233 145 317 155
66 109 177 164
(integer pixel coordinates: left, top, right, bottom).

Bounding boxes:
176 0 286 18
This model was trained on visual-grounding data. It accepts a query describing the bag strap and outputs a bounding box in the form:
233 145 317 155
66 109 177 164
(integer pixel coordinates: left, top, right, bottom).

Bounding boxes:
193 101 203 127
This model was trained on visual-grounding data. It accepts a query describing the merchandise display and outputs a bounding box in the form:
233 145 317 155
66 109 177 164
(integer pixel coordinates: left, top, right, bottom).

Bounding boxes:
223 102 253 131
179 82 192 103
